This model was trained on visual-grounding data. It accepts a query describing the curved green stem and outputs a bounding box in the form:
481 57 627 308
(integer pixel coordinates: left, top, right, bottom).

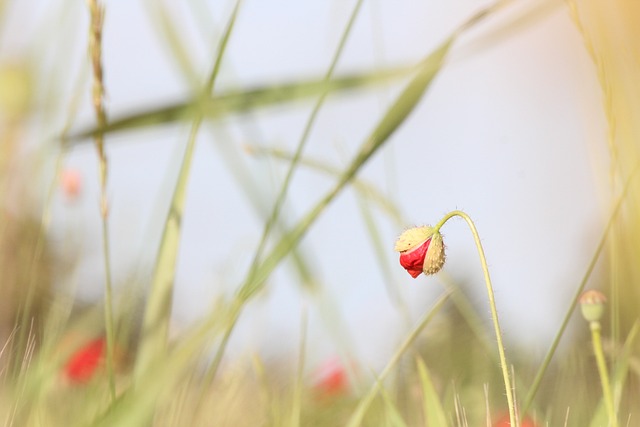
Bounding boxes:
591 321 617 427
434 210 516 427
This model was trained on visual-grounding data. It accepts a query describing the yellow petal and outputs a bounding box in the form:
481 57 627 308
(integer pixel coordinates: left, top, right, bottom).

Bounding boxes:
423 231 445 275
394 226 434 252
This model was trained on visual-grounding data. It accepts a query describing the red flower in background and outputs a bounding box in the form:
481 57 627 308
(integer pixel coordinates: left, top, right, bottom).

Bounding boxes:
61 169 82 200
64 337 105 384
493 414 537 427
312 357 349 398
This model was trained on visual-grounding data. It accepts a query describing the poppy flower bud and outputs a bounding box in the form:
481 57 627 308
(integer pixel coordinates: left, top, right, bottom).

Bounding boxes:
423 231 445 275
579 290 607 322
394 226 445 278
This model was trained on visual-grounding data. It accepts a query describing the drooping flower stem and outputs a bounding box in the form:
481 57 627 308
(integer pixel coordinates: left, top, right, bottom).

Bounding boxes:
433 210 516 427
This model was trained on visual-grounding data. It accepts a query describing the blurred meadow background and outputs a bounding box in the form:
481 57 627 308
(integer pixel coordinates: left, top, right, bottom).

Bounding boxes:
0 0 639 425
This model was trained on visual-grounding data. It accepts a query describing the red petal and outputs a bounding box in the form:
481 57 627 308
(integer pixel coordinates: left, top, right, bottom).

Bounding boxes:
64 338 106 383
399 238 431 278
313 357 349 399
317 367 347 395
493 414 537 427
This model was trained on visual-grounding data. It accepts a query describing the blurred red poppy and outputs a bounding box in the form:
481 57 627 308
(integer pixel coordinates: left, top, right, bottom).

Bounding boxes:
493 414 537 427
64 337 105 383
312 357 349 397
61 169 82 200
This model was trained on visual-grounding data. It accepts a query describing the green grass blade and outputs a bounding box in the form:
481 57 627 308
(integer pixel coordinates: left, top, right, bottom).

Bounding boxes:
144 1 201 90
457 0 560 60
88 309 228 427
238 37 453 301
208 130 321 292
142 0 321 294
356 195 411 322
201 36 452 390
248 148 410 311
251 353 276 426
164 0 364 390
588 321 639 427
378 379 410 427
246 145 406 225
199 35 453 389
132 120 201 381
245 0 364 286
345 292 451 427
133 0 242 382
612 321 639 411
289 308 308 427
416 355 449 427
64 65 416 143
522 164 640 414
13 45 88 377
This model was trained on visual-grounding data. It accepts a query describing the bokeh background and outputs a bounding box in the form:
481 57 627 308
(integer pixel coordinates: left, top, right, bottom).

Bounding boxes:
0 0 618 374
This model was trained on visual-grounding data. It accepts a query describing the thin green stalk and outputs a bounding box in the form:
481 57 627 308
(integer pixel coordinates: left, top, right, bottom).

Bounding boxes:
86 0 116 400
202 304 240 381
521 164 640 415
454 0 512 35
8 55 90 415
585 320 639 426
134 0 242 382
290 307 308 427
416 355 448 427
433 210 515 427
198 0 498 400
568 0 622 392
66 65 415 143
247 145 406 224
13 152 61 375
148 0 321 294
143 0 321 294
192 300 242 421
237 38 453 302
356 195 411 324
201 32 449 394
198 0 368 388
246 0 364 281
236 0 516 303
345 292 451 427
134 117 202 381
87 305 230 427
590 321 617 427
16 57 86 367
100 200 116 398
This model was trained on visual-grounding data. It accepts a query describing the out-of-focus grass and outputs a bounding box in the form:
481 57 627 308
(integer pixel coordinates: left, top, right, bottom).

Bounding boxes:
570 0 640 361
0 0 639 426
65 66 417 143
134 0 242 388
